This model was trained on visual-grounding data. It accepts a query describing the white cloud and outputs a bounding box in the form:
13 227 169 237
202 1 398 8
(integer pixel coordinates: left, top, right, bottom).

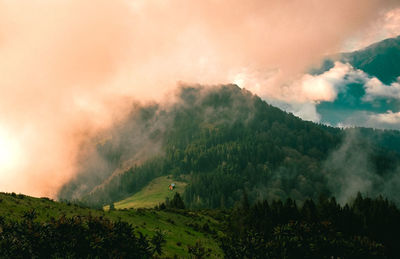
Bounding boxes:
301 61 400 103
267 99 321 122
290 102 322 122
299 62 353 102
364 77 400 100
268 62 364 122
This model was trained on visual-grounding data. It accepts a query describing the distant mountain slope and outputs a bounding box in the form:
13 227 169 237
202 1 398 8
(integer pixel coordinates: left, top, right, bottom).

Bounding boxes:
59 84 400 208
342 35 400 84
310 35 400 84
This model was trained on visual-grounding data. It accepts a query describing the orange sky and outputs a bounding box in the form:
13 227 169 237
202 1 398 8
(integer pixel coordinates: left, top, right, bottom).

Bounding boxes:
0 0 399 197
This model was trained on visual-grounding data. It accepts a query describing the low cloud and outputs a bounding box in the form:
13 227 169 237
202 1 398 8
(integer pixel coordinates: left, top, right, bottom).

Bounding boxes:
364 77 400 100
324 129 400 205
272 62 366 122
280 61 400 126
298 62 354 102
324 130 377 204
367 111 400 129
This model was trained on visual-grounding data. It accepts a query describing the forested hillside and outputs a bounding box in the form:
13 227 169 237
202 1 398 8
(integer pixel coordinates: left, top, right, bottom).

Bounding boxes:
222 192 400 258
59 84 400 208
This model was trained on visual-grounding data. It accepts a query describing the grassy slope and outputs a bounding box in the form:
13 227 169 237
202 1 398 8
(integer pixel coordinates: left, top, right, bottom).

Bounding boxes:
113 175 187 209
0 192 223 258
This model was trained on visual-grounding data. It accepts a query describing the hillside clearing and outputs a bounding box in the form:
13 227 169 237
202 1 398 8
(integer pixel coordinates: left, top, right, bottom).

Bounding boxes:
111 175 187 209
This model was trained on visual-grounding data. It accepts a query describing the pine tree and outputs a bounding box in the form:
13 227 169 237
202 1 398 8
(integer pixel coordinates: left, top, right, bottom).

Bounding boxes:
169 193 185 209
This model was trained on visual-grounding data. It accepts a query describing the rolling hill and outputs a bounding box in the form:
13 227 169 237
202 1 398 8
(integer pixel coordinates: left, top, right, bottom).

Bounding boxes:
0 192 223 258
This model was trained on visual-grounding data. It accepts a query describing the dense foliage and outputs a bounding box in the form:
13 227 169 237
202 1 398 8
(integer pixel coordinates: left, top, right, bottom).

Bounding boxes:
221 193 400 259
2 192 400 258
0 211 163 258
0 192 223 258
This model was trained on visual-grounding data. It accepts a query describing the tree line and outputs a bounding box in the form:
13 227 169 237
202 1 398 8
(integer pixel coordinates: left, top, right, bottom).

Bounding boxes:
221 192 400 258
0 210 165 258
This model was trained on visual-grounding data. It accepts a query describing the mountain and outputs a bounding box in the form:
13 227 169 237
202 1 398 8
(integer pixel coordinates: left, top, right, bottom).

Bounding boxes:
58 84 400 208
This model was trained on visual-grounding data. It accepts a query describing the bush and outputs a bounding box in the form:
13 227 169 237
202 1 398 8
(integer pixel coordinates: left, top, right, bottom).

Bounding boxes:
0 212 161 258
188 241 211 259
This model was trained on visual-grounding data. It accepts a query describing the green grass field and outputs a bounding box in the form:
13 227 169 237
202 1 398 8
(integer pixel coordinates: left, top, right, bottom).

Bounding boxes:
0 192 223 258
112 175 188 209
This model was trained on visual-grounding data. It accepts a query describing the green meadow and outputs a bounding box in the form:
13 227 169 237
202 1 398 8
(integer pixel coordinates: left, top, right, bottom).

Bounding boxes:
111 175 187 210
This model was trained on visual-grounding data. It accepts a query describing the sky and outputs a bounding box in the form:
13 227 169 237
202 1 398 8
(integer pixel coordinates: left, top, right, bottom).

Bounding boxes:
0 0 399 197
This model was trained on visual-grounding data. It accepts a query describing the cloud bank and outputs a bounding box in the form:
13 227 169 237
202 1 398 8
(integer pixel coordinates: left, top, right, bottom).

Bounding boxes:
0 0 398 197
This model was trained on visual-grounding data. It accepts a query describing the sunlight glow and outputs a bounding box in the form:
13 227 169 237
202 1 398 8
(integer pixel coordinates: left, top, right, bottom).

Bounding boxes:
0 127 21 172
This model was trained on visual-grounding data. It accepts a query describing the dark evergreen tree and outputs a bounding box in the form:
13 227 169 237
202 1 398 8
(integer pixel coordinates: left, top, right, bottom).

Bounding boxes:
169 193 185 209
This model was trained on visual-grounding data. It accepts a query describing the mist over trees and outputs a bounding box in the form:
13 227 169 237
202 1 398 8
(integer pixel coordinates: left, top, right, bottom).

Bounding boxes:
58 84 400 209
